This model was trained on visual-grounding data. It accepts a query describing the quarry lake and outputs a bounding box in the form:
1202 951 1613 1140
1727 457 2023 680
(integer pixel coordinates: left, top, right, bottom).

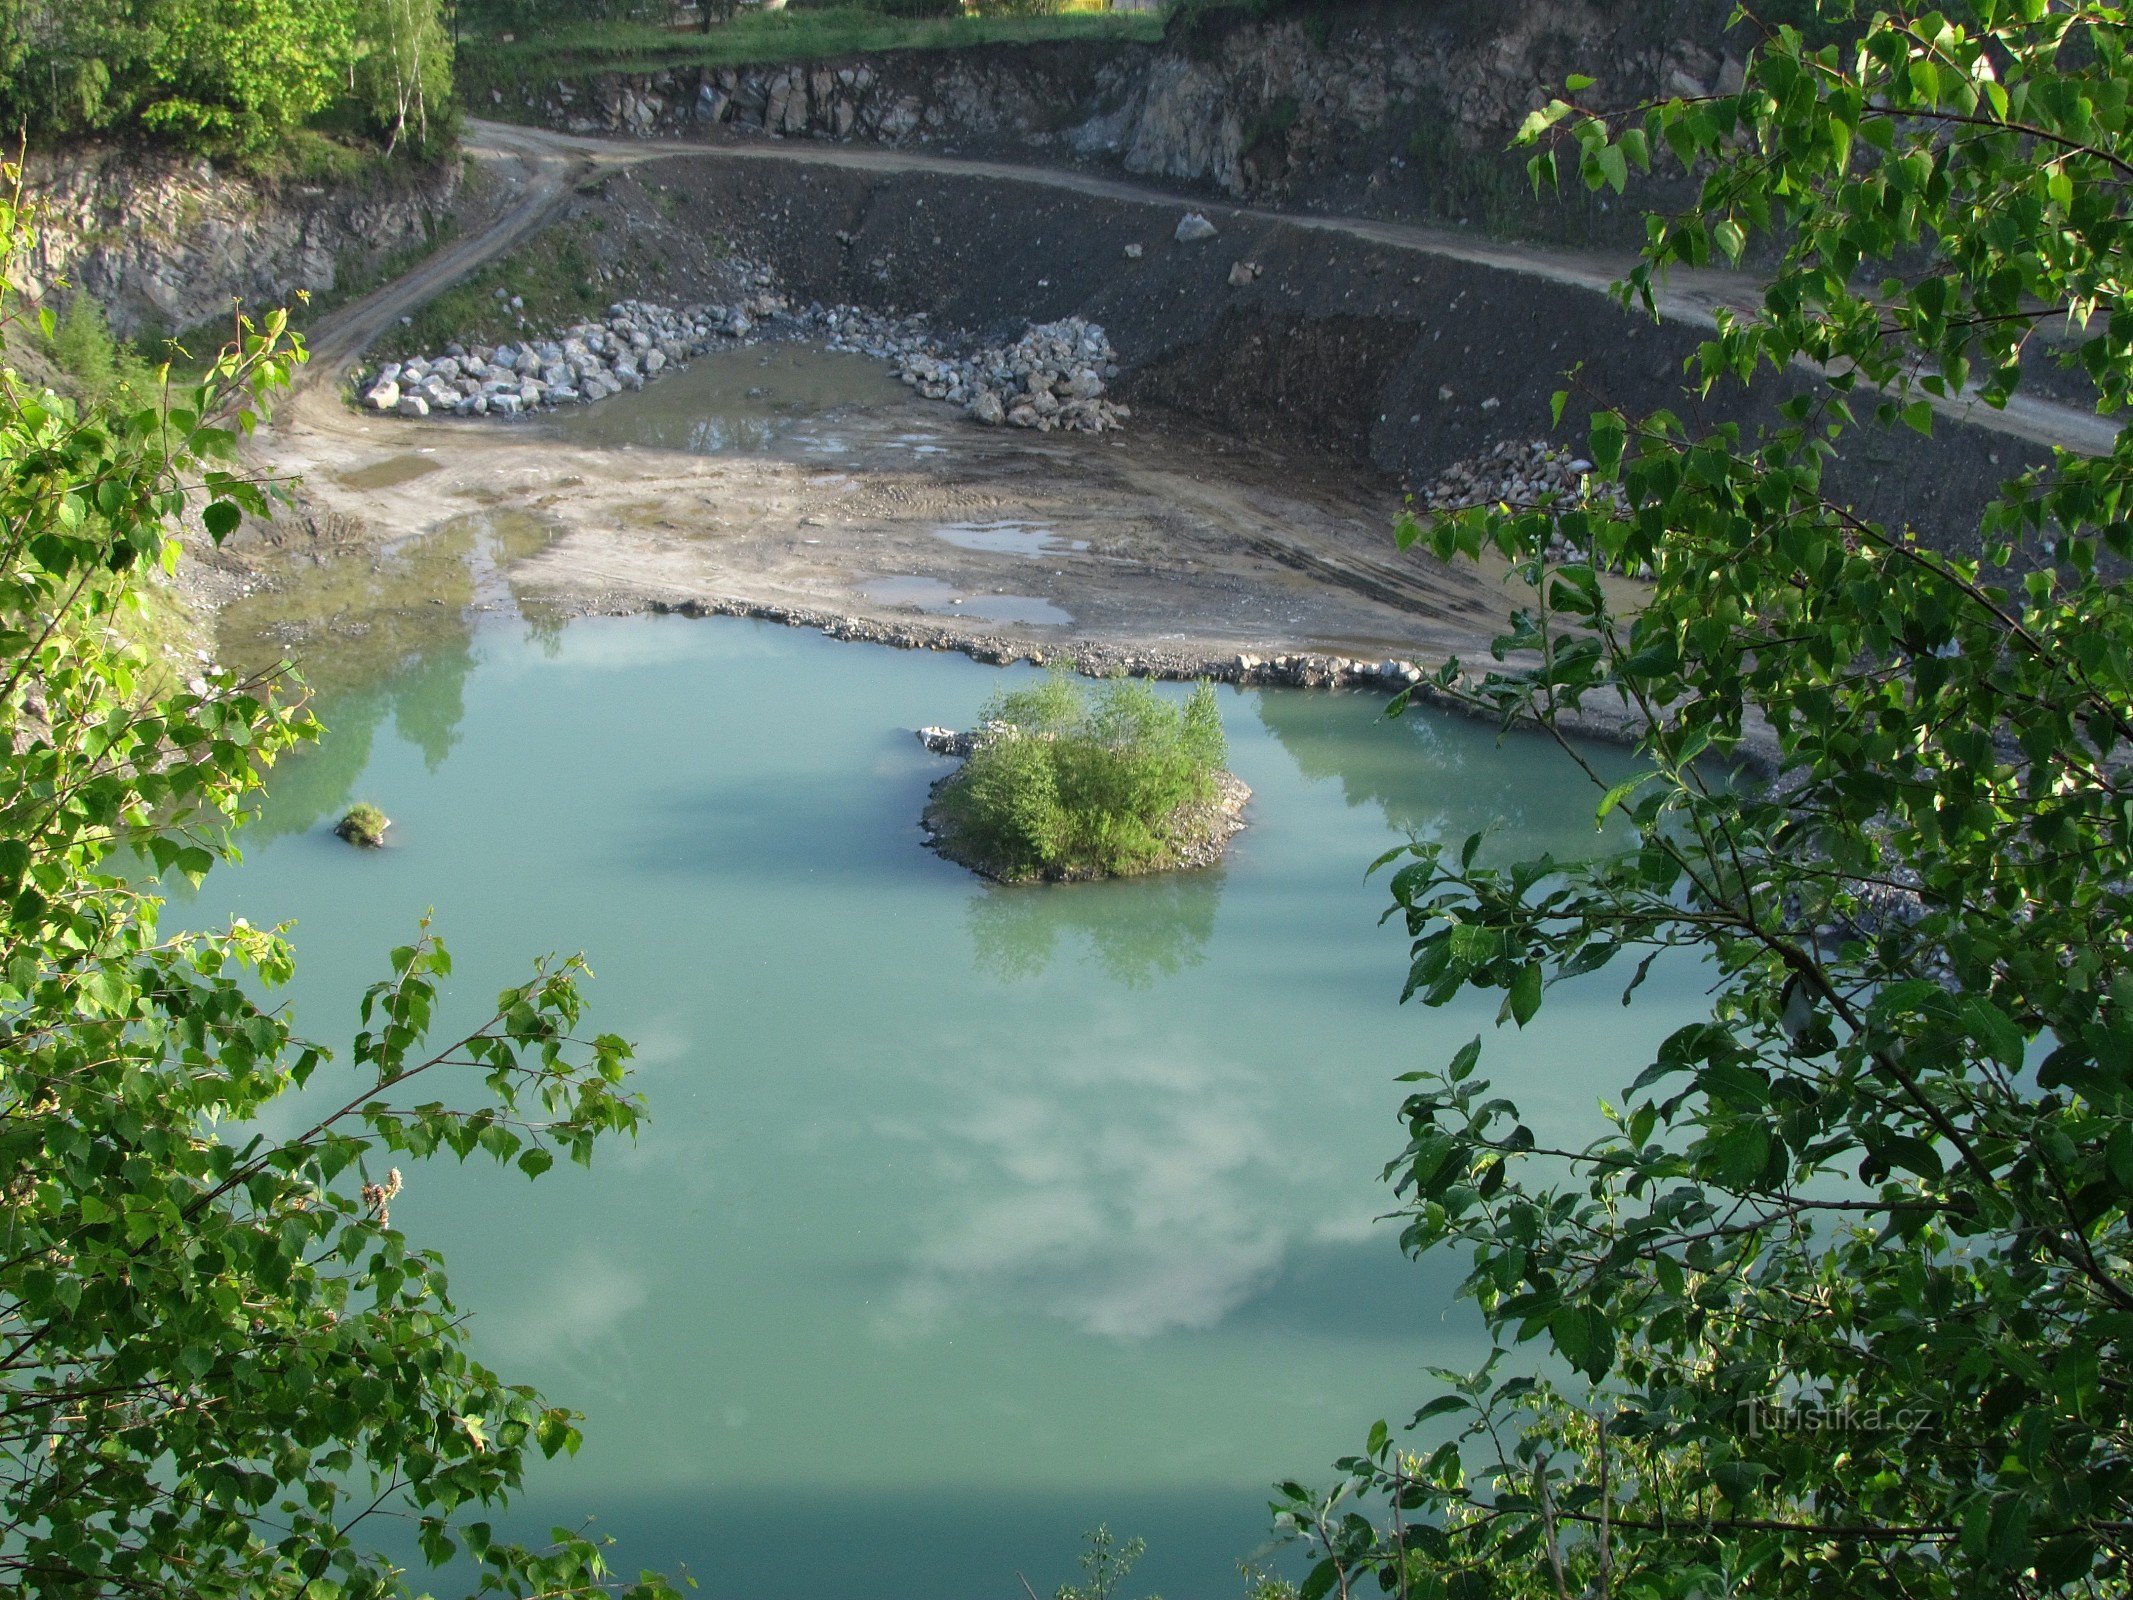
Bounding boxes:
182 613 1706 1599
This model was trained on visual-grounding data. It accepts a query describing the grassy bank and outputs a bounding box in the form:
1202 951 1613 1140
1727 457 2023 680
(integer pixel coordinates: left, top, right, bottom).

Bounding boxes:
457 5 1163 92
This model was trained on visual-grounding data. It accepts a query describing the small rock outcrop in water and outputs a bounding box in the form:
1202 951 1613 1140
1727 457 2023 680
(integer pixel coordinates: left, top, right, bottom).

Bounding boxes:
335 802 391 848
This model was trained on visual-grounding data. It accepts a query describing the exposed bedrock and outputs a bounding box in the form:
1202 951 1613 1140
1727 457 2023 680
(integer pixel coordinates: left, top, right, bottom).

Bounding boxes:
492 0 1739 227
22 146 460 340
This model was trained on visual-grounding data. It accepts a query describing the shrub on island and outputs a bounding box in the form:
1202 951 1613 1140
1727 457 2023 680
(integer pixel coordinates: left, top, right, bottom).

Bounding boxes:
925 671 1247 882
335 801 392 847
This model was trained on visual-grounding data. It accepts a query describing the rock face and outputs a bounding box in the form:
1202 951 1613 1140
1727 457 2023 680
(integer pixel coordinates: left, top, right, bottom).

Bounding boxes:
23 146 458 338
503 0 1735 206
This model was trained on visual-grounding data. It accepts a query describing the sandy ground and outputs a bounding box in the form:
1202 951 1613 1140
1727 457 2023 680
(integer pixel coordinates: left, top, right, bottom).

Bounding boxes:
240 350 1517 674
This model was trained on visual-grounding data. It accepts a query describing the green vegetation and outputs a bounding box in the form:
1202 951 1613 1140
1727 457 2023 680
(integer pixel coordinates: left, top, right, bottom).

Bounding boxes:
0 183 673 1599
374 225 605 357
456 2 1158 95
1052 1525 1159 1600
334 799 392 845
41 293 157 406
927 670 1232 882
1271 3 2133 1597
0 0 455 159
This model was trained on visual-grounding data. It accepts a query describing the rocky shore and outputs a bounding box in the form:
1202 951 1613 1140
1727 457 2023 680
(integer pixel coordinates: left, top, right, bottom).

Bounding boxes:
630 590 1743 764
354 280 1131 433
821 308 1130 434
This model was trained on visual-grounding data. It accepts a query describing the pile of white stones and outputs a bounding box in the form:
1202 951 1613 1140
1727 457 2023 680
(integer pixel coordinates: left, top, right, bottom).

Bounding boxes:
1415 439 1638 566
355 295 784 418
356 279 1133 435
809 307 1129 433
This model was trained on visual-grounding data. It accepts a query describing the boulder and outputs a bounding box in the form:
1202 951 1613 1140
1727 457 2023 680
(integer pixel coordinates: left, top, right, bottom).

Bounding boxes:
1174 212 1218 243
364 379 400 412
394 394 429 418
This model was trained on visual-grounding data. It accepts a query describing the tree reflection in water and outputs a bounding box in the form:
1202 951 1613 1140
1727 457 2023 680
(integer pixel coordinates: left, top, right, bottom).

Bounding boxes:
212 510 560 844
966 869 1225 989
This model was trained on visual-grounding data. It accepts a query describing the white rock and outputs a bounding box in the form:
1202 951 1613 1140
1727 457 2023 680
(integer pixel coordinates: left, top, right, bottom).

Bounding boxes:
364 380 400 412
394 394 429 418
1175 212 1218 243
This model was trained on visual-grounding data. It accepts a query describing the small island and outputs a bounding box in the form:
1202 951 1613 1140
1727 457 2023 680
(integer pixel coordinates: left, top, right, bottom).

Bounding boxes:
334 802 392 848
921 671 1250 883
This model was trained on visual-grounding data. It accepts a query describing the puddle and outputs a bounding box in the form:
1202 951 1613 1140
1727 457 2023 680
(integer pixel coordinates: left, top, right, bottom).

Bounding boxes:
862 575 1074 628
863 576 959 609
957 594 1074 626
544 344 911 456
334 453 440 491
931 519 1090 557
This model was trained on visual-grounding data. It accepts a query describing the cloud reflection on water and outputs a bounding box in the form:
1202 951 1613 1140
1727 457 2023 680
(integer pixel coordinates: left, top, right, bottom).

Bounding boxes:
880 1033 1363 1342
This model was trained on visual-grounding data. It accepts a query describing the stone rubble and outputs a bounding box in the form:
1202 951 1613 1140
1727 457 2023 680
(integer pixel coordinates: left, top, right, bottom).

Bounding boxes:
353 293 783 419
1413 438 1640 568
809 306 1129 433
353 273 1133 435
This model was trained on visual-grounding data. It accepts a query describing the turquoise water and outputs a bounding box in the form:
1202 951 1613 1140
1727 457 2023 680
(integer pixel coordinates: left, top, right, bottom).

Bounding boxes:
188 613 1702 1600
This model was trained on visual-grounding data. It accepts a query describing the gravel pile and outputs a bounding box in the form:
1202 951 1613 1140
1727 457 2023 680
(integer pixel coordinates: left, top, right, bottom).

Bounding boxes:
1417 439 1621 516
